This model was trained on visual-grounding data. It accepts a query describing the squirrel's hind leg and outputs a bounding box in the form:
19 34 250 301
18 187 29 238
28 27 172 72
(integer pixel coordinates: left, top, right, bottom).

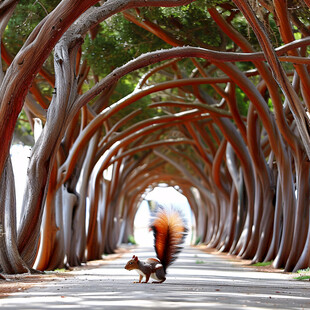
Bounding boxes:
151 266 166 283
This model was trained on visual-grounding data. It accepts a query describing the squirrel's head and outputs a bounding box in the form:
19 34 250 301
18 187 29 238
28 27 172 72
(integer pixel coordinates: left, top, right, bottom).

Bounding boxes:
124 255 139 270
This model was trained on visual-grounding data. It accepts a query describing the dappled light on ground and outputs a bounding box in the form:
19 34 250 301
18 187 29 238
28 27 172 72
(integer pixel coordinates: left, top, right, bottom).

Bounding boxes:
1 247 310 309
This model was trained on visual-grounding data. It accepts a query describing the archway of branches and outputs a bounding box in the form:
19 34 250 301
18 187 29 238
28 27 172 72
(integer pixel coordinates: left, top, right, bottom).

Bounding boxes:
1 0 310 276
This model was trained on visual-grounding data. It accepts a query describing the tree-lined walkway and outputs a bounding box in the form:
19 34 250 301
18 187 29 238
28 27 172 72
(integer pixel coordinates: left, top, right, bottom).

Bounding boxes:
2 1 310 276
1 246 310 309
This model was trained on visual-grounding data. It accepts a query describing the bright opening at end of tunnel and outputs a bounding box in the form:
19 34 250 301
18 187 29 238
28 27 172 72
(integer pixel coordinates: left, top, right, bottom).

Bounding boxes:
134 185 194 246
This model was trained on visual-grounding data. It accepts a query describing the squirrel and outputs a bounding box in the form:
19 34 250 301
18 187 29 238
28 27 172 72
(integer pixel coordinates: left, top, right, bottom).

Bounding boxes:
124 207 187 283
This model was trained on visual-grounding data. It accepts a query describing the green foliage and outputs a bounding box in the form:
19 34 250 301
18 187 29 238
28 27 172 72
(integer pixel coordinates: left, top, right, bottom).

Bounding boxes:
3 0 58 77
141 1 224 48
128 235 136 245
44 268 67 274
252 261 273 267
106 77 161 129
152 0 230 19
16 110 32 133
82 1 242 79
14 110 34 146
235 86 249 116
297 267 310 273
267 98 274 112
53 268 67 272
294 275 310 281
293 268 310 280
194 236 202 245
289 1 310 25
81 0 260 125
83 18 169 77
4 1 60 55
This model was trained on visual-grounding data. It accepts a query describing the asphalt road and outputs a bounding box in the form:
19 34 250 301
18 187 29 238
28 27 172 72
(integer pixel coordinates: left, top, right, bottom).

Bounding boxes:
1 246 310 309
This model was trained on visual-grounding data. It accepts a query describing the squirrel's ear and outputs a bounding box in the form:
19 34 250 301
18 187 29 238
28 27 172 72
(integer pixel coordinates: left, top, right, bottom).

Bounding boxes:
132 255 136 259
134 256 138 261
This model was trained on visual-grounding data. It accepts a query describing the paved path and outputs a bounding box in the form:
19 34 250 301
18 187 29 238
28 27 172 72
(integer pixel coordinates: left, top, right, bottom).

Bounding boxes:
1 246 310 309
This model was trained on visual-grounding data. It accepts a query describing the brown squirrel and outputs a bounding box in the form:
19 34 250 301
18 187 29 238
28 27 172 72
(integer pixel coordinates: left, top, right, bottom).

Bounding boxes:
124 207 187 283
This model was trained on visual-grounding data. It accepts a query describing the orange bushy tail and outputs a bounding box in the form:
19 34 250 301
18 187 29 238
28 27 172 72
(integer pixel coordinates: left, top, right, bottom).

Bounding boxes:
150 207 187 272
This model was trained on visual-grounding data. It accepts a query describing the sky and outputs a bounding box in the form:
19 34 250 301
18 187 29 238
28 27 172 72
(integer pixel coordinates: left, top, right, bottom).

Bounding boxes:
10 144 31 222
134 186 194 246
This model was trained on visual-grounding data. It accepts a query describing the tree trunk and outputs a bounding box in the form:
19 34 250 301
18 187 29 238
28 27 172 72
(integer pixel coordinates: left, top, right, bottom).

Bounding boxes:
0 157 29 274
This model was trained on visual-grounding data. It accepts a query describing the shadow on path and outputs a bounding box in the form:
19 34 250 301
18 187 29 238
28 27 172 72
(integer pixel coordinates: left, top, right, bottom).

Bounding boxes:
1 246 310 309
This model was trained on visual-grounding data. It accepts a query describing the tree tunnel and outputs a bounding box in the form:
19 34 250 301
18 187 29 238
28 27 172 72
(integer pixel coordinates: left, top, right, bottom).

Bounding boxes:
1 0 310 276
